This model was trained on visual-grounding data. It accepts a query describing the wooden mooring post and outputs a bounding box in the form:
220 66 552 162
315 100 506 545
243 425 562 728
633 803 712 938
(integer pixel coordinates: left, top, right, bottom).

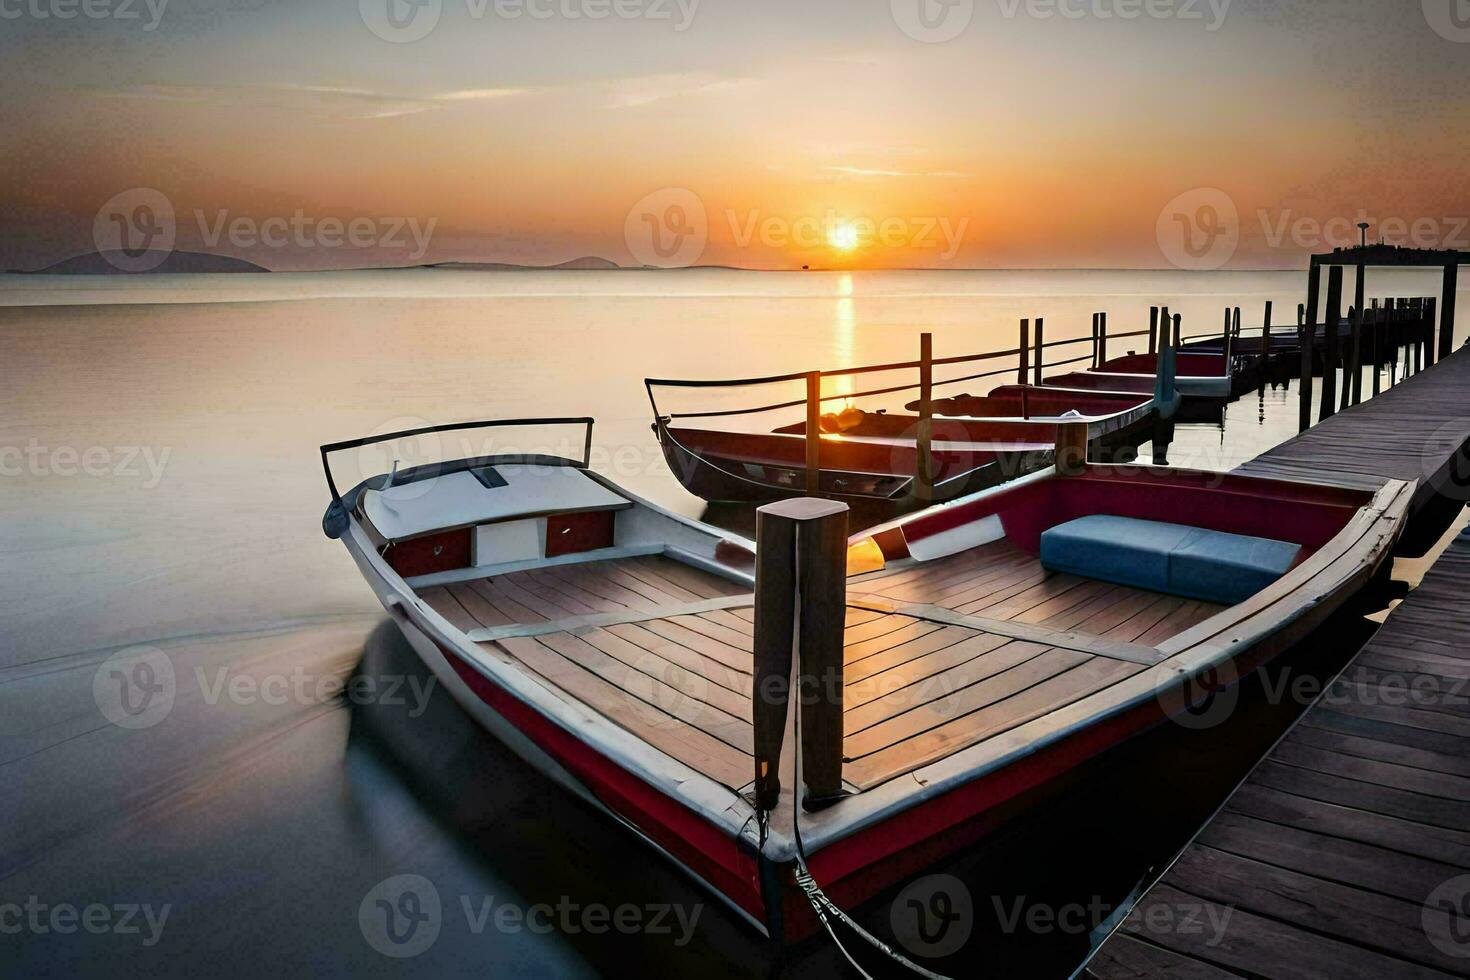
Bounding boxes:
1263 301 1273 356
1018 318 1030 384
916 333 935 504
804 372 821 495
1033 317 1045 386
1424 297 1437 370
1320 265 1342 422
1299 265 1320 432
751 497 848 810
1098 311 1108 366
1148 306 1159 355
1372 299 1384 397
1440 262 1459 362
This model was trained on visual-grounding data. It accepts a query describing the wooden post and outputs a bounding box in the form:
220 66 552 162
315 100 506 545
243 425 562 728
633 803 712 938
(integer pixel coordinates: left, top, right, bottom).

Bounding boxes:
1098 311 1108 367
1323 265 1346 417
751 497 848 809
1300 265 1320 432
1172 310 1182 348
1440 263 1459 361
1263 301 1273 355
1148 306 1159 355
804 372 821 495
1348 292 1364 408
916 333 934 504
1090 313 1099 368
1423 297 1436 371
1054 421 1088 476
1372 299 1383 397
1018 318 1030 385
1352 262 1366 378
1033 317 1044 386
1425 296 1438 368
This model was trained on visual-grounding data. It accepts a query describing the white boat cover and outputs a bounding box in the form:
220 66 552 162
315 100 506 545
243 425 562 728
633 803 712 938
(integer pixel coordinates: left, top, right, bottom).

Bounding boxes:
362 465 628 541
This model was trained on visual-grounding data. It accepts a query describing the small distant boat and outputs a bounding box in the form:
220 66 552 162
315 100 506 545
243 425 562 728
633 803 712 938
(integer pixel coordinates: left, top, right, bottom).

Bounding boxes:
320 417 1408 945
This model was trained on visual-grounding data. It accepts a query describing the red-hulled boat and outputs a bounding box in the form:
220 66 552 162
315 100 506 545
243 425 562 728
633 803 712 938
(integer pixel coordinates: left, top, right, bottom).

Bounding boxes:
321 416 1408 951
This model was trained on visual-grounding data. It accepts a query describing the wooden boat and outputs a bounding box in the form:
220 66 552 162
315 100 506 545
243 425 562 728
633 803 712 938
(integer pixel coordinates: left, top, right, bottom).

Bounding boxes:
647 335 1177 509
321 416 1409 949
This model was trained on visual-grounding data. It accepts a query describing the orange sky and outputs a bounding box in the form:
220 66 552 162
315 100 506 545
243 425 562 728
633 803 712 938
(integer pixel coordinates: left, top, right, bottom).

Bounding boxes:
3 1 1468 271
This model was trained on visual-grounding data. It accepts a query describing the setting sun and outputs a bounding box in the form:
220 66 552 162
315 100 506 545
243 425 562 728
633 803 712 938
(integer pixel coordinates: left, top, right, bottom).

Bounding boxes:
828 222 860 251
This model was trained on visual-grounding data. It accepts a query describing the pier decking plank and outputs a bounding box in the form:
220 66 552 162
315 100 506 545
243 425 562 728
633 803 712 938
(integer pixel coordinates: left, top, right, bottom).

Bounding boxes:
1087 525 1470 979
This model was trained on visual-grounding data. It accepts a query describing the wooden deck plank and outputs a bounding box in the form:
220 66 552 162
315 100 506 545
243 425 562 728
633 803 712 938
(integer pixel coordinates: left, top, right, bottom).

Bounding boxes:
493 635 751 787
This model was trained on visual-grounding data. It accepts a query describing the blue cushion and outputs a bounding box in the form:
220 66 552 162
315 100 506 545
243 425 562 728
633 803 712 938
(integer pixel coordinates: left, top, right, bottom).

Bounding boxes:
1040 515 1300 606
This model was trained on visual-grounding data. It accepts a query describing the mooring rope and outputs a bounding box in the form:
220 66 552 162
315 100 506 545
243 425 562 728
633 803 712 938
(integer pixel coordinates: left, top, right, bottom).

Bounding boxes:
786 688 957 980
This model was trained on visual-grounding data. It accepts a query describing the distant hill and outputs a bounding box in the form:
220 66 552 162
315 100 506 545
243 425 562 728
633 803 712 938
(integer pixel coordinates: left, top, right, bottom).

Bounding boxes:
430 256 621 271
26 250 270 274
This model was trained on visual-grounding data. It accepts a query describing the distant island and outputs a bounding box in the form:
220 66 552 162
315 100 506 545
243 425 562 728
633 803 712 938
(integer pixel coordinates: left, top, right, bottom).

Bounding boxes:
430 256 621 271
22 250 271 275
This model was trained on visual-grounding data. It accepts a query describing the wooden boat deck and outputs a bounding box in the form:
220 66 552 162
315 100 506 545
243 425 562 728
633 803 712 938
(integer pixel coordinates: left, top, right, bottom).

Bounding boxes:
1087 525 1470 979
418 547 1224 793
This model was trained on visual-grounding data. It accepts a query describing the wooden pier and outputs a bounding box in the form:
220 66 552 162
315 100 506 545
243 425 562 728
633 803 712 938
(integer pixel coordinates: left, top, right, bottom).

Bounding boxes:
1235 343 1470 556
1085 348 1470 979
1085 524 1470 979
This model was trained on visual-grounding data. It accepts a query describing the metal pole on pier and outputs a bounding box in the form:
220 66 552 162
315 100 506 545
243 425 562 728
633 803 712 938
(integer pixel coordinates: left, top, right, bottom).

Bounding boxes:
1321 266 1342 422
751 497 848 810
916 333 934 504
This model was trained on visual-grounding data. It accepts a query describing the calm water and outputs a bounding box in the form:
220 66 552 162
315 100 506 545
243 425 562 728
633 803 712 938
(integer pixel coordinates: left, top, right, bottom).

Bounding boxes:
1 268 1460 977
